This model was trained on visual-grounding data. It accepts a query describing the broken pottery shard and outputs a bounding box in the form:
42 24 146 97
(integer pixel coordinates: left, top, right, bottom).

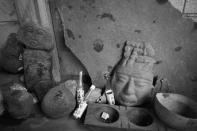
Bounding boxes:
23 49 52 91
1 33 24 73
17 23 54 51
4 83 34 119
41 83 76 118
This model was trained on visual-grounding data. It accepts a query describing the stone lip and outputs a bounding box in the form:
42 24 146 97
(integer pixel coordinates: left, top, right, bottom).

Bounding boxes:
154 93 197 129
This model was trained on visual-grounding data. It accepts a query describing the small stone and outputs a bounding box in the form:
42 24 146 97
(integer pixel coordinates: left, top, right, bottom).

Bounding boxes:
23 49 52 91
88 88 102 103
101 112 109 120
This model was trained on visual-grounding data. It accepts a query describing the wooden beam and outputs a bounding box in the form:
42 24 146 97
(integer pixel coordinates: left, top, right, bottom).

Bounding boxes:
14 0 61 83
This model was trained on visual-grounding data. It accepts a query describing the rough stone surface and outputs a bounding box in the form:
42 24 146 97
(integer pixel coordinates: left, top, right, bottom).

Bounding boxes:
3 83 34 119
87 87 102 103
41 83 76 118
34 80 54 101
17 23 54 51
0 33 24 73
23 49 52 91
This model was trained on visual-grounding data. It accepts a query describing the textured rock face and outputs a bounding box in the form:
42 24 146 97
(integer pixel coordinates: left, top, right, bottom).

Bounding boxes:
23 49 52 91
17 23 54 51
1 33 24 73
34 80 54 101
41 83 76 118
4 83 34 119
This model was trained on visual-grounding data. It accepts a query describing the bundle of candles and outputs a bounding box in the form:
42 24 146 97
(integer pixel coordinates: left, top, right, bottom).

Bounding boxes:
73 71 116 119
73 71 96 119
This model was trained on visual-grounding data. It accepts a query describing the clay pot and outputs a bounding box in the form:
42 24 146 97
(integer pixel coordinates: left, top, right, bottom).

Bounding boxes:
41 84 76 118
154 93 197 129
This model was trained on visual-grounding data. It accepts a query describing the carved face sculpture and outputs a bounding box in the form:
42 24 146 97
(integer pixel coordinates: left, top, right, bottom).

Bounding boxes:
17 23 53 51
111 41 155 106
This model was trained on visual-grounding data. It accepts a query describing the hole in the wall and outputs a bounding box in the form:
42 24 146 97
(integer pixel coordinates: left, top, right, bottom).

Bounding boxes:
116 43 121 48
153 20 156 23
78 35 82 39
134 29 142 34
66 29 75 40
96 13 116 22
155 60 162 65
93 39 104 53
174 46 182 52
67 5 73 10
153 75 159 86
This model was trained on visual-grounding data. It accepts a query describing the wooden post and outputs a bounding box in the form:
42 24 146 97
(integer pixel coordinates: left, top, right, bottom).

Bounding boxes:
14 0 61 83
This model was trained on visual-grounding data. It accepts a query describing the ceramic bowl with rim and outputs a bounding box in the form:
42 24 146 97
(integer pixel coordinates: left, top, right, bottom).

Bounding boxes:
154 93 197 129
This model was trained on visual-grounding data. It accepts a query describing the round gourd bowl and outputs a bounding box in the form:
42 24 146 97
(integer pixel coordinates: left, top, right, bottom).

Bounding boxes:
154 93 197 129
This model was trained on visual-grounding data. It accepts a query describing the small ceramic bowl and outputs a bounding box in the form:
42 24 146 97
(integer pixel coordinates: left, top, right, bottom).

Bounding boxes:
154 93 197 129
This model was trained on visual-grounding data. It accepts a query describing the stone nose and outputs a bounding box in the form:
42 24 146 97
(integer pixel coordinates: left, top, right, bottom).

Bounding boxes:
123 77 135 95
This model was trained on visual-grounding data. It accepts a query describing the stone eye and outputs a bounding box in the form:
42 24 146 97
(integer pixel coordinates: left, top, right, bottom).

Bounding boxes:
29 40 37 46
25 26 33 32
37 29 45 35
